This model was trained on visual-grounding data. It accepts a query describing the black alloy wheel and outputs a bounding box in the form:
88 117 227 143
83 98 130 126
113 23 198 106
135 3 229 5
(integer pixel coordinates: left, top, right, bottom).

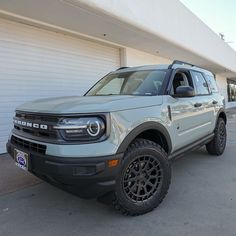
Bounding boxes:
206 118 227 156
218 121 226 149
123 155 162 202
113 139 171 216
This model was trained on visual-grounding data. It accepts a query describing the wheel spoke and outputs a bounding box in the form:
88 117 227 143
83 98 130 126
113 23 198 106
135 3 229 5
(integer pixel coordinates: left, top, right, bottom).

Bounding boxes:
147 165 157 174
144 185 149 195
125 182 137 192
143 158 151 171
137 184 143 196
123 154 163 202
124 176 137 183
146 180 155 187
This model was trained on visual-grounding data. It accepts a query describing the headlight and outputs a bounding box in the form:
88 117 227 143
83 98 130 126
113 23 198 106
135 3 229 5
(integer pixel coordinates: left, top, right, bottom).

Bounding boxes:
54 117 106 141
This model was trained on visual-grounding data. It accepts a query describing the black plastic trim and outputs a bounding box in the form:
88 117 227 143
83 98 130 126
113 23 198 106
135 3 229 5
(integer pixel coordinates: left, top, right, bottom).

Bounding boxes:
116 121 172 154
167 105 172 121
216 108 227 125
116 67 129 70
7 141 124 198
158 69 172 95
168 60 195 69
169 133 214 161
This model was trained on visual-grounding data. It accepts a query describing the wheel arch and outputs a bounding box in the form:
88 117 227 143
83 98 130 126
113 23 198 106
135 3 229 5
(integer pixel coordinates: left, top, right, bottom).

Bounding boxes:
116 122 172 155
217 109 227 125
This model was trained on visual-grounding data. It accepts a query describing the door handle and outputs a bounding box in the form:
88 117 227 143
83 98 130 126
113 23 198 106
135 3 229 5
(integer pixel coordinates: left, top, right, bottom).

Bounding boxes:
212 100 218 105
194 103 202 108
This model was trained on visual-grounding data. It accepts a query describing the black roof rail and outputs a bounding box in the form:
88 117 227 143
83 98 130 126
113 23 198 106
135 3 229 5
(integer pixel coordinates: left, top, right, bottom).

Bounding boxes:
116 66 129 71
168 60 195 69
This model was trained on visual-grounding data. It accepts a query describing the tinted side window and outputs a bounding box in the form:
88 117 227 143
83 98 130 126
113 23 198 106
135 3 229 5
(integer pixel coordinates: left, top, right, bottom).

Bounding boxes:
205 75 218 93
170 71 193 95
191 71 210 95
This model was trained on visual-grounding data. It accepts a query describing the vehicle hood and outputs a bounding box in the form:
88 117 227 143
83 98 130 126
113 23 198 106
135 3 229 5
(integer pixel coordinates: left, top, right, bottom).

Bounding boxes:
16 95 163 114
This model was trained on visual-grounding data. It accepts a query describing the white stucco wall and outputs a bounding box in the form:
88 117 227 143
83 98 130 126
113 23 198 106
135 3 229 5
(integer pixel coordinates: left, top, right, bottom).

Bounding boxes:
78 0 236 75
216 74 228 103
215 75 236 108
125 47 171 67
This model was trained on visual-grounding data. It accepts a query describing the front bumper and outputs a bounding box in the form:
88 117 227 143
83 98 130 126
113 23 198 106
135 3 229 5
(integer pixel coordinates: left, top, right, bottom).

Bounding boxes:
7 140 123 198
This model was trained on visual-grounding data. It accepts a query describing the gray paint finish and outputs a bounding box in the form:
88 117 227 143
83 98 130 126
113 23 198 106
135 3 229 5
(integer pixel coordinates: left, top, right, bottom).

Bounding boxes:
0 117 235 236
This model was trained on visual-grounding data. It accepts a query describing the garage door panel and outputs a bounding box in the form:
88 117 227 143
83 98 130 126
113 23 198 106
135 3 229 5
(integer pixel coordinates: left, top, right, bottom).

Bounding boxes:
0 22 119 59
0 49 118 71
0 18 120 153
1 76 98 91
0 44 119 66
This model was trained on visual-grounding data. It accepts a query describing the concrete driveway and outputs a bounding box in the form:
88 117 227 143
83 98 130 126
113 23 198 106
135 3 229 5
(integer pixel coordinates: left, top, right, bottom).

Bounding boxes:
0 115 236 236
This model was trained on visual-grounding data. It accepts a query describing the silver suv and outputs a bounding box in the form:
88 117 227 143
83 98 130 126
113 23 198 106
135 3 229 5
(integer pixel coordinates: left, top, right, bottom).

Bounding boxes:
7 60 227 215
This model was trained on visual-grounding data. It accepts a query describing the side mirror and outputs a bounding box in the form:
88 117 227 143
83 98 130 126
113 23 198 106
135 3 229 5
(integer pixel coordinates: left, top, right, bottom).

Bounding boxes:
174 86 195 98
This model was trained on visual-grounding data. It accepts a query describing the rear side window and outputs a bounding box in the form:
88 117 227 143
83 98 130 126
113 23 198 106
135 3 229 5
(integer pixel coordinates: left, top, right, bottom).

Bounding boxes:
204 75 218 93
191 71 210 95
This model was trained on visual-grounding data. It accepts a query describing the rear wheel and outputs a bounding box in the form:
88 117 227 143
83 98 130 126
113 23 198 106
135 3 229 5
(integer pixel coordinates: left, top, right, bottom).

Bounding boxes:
206 118 227 156
113 139 171 216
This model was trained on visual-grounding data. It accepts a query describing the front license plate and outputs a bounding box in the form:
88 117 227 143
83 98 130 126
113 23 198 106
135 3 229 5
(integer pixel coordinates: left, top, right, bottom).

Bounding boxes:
14 149 28 171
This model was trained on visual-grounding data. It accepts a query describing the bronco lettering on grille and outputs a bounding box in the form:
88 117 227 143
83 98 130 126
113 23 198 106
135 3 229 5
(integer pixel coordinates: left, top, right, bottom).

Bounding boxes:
14 119 48 130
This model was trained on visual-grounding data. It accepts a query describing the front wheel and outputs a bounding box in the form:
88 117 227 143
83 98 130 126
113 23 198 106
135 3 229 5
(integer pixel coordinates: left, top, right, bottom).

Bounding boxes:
113 139 171 216
206 118 227 156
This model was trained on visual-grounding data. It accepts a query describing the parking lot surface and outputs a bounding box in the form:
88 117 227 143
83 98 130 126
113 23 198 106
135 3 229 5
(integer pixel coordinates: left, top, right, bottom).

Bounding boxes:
0 114 236 236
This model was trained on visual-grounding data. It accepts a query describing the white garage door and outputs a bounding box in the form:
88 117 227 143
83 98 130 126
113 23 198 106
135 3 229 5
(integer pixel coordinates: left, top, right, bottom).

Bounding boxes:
0 18 120 153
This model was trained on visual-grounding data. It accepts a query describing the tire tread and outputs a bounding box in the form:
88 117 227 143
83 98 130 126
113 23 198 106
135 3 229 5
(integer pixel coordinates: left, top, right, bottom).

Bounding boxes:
206 118 226 156
112 138 171 216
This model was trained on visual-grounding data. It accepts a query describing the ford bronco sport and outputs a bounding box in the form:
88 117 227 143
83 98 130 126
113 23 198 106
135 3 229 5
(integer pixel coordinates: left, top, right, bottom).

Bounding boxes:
7 60 227 215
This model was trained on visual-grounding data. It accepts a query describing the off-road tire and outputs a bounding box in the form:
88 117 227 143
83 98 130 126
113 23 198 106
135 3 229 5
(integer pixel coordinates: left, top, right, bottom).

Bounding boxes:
112 138 171 216
206 118 227 156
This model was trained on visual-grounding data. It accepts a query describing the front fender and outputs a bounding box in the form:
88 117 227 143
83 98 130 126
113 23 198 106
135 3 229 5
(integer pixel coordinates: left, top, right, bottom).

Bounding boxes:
116 121 172 155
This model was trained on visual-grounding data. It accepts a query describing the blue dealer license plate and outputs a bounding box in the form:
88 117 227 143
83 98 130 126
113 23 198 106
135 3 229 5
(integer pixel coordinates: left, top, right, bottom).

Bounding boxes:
14 149 28 171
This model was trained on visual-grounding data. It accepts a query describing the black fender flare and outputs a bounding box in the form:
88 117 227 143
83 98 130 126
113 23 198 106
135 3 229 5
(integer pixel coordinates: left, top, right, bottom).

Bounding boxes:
116 121 172 155
216 108 227 125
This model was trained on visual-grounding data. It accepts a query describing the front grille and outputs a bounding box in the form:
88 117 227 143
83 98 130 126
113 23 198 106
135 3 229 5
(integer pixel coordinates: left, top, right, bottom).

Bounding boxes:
14 112 60 140
11 135 47 154
15 113 58 122
14 125 58 139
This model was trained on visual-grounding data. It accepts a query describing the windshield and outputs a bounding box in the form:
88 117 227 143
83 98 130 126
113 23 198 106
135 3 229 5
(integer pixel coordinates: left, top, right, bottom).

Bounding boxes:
86 70 167 96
